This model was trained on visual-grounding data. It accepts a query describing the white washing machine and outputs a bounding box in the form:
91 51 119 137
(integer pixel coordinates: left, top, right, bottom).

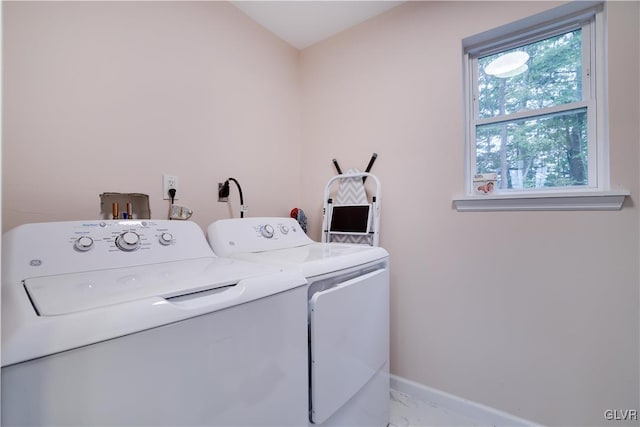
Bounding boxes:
2 219 309 426
207 217 390 427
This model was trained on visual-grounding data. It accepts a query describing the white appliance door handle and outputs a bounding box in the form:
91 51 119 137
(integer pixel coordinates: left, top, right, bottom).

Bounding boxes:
165 284 246 311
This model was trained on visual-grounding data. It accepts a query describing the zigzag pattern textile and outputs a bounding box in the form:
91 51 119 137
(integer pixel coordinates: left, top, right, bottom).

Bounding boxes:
331 169 371 245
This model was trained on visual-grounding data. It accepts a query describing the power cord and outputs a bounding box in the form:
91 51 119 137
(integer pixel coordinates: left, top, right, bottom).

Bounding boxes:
168 188 176 220
227 178 244 218
219 177 246 218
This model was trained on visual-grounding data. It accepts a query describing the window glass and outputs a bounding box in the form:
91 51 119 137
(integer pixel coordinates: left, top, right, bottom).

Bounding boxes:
476 108 588 189
477 29 583 120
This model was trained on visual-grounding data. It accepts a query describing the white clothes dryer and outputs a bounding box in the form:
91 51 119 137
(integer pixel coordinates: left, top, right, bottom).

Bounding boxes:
208 217 390 427
2 219 309 426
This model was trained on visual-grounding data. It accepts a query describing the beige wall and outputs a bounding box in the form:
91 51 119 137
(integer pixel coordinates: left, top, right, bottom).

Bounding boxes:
300 1 639 426
2 1 301 231
3 1 639 426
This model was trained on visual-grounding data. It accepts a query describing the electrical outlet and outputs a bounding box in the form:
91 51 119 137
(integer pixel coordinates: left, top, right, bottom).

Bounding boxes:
163 175 179 200
218 182 229 202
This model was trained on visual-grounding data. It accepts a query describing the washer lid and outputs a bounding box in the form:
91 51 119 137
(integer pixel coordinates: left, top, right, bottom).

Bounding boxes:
24 257 243 316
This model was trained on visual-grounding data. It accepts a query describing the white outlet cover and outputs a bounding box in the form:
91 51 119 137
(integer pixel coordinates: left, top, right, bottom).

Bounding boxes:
163 175 179 200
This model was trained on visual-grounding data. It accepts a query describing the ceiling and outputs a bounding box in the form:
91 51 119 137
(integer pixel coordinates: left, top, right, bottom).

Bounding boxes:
231 1 404 50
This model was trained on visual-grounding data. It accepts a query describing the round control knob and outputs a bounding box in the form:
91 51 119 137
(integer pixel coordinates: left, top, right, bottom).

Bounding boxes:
116 231 141 251
260 224 275 239
74 236 94 252
159 232 173 246
280 225 289 234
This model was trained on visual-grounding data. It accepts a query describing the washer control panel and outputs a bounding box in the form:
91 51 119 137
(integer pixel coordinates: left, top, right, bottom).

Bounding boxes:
4 220 215 278
67 220 176 253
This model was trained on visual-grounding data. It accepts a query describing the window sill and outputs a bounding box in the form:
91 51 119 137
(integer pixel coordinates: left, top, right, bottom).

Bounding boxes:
453 190 630 212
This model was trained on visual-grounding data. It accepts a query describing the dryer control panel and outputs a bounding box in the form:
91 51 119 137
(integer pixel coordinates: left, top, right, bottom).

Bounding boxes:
208 217 315 256
3 220 215 279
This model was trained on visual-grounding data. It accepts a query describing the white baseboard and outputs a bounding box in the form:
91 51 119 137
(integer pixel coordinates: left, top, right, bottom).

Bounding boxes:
390 374 544 427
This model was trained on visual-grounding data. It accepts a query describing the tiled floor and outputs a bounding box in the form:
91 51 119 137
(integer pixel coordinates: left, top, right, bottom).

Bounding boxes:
389 389 483 427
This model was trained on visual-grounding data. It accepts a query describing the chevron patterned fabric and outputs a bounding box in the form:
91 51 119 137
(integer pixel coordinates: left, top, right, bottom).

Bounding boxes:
335 169 368 205
330 169 372 245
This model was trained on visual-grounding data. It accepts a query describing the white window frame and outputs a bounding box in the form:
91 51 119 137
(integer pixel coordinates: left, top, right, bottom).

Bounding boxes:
454 1 628 211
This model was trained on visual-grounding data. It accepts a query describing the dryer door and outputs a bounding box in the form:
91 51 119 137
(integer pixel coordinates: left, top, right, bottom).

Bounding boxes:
309 267 389 424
